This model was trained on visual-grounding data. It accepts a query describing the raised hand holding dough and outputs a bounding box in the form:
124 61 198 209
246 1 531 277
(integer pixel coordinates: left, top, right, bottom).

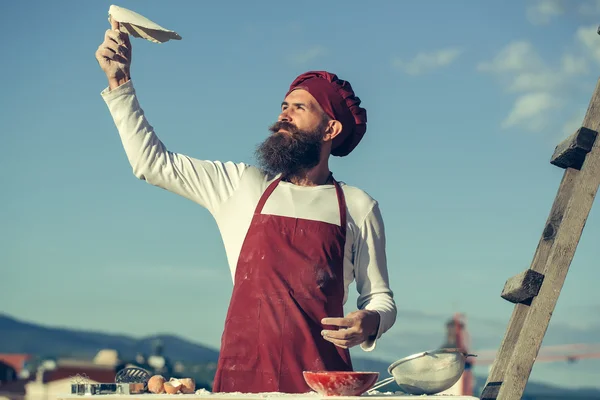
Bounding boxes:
108 4 182 43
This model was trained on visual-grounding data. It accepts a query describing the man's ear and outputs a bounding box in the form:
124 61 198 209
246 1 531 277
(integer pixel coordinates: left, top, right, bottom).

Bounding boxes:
324 120 343 142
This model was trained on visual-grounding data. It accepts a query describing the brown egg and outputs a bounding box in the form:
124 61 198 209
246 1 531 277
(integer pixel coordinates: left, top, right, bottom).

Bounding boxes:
179 378 195 394
164 379 182 394
147 375 166 394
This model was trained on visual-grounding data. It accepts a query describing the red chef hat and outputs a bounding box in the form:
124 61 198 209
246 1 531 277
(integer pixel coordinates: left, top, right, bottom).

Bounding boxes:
285 71 367 157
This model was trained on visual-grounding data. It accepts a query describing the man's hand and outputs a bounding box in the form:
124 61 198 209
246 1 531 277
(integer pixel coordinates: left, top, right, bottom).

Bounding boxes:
95 19 132 90
321 310 381 349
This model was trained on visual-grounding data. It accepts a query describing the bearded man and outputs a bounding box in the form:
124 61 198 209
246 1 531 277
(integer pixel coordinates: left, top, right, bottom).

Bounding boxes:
96 22 397 394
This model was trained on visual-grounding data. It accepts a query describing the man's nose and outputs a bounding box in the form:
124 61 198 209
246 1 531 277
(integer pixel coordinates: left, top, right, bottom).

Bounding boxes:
278 110 291 122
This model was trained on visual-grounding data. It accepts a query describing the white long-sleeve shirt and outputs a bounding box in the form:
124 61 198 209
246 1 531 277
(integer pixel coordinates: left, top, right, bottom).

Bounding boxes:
101 81 396 351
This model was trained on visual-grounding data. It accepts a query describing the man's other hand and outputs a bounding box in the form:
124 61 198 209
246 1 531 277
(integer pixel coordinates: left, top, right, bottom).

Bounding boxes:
321 310 381 349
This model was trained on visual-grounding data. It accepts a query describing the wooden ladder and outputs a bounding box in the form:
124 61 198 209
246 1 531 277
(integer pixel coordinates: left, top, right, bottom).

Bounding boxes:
480 78 600 399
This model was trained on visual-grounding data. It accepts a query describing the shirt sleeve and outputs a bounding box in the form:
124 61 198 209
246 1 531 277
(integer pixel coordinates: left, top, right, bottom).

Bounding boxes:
100 81 247 214
354 202 397 351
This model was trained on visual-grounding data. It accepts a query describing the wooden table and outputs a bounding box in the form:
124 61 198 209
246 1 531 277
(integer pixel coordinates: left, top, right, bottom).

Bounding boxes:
58 393 479 400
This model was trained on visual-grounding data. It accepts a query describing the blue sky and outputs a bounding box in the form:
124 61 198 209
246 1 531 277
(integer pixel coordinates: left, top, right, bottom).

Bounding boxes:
2 0 600 390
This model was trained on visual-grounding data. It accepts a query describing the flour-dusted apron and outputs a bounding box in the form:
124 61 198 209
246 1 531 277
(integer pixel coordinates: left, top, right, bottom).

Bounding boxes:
212 176 352 393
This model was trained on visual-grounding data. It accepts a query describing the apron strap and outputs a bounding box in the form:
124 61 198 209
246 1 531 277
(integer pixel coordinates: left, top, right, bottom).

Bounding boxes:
332 178 347 230
254 176 283 215
254 174 348 230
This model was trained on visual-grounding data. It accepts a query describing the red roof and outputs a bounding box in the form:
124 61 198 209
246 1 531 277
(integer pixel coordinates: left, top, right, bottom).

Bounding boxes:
0 354 30 374
44 365 117 384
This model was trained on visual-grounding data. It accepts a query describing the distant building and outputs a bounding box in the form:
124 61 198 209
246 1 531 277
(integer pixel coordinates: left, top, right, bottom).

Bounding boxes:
134 353 146 366
25 364 116 400
0 349 126 400
0 362 17 385
0 354 32 400
92 350 120 367
0 355 31 379
439 314 473 396
1 346 176 400
146 339 172 376
0 377 33 400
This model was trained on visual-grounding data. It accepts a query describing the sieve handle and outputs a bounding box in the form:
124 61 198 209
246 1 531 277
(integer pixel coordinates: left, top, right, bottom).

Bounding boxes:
367 377 395 393
432 348 478 358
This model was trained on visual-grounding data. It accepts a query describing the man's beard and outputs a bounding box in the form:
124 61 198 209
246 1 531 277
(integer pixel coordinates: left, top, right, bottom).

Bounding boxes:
255 120 326 179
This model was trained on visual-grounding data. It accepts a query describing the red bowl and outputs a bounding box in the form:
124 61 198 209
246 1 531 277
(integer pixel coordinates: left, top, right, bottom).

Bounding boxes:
302 371 379 396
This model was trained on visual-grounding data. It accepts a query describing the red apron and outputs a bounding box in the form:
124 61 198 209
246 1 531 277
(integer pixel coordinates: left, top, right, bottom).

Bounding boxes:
212 176 352 393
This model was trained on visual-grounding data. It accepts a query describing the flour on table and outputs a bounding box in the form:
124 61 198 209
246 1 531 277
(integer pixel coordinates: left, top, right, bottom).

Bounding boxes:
193 389 415 397
194 391 318 397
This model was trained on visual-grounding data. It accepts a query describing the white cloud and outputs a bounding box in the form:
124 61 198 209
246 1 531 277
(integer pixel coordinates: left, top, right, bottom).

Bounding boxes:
561 109 587 138
477 41 544 74
508 71 564 92
492 7 600 135
476 41 566 93
502 92 562 131
525 0 600 24
477 33 592 133
526 0 565 25
578 0 600 16
288 46 327 65
576 25 600 65
392 47 462 75
561 53 589 75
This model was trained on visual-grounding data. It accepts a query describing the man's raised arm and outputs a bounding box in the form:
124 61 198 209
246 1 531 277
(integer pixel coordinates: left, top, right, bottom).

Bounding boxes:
95 22 246 213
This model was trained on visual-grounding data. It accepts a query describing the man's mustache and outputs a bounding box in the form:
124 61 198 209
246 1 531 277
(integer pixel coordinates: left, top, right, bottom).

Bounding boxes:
269 121 297 134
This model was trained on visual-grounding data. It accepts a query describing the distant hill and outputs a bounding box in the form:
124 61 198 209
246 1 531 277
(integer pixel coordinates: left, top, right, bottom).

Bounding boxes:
0 313 219 363
1 313 599 398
